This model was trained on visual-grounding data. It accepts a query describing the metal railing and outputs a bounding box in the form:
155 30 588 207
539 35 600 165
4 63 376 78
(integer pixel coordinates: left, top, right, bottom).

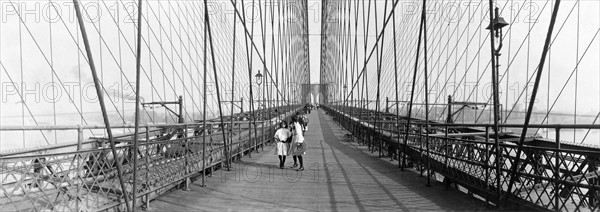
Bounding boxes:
323 105 600 211
0 106 303 211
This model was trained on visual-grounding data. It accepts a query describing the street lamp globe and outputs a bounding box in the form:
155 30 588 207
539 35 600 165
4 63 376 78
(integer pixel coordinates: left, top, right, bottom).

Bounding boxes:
255 70 263 86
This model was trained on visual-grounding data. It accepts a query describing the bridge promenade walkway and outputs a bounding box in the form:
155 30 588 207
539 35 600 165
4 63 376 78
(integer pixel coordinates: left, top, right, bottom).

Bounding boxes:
143 109 491 211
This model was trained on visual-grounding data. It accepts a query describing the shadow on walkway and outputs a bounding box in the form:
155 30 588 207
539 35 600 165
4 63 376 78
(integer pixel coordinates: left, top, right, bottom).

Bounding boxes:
140 109 494 211
315 109 492 211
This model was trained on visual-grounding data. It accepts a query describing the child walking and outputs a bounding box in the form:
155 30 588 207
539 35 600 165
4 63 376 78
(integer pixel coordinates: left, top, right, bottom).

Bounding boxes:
288 115 306 171
273 121 292 169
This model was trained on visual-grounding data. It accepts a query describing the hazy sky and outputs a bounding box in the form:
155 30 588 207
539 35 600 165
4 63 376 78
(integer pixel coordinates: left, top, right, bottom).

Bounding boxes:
0 0 599 150
308 0 321 84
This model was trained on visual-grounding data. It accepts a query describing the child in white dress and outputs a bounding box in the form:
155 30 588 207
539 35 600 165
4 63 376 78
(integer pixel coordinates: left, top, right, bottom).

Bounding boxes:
274 121 292 169
288 115 306 171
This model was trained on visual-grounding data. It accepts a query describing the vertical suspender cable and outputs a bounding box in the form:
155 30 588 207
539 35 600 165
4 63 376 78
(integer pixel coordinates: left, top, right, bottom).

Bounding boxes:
19 1 24 148
392 4 400 169
132 0 144 210
359 0 367 112
287 0 291 109
72 1 131 211
229 0 238 170
250 0 258 153
574 0 580 142
242 0 258 156
376 0 389 157
238 0 254 158
202 1 207 187
0 7 1 151
269 0 275 123
205 0 230 174
343 0 400 107
352 0 359 117
280 0 286 113
344 0 350 109
306 1 310 104
363 0 371 111
322 0 326 104
259 0 266 151
119 3 126 126
49 8 57 144
319 0 324 104
249 0 258 154
402 5 424 171
344 0 351 112
504 0 561 206
374 0 381 155
278 0 284 113
348 0 354 116
546 0 551 138
422 0 430 187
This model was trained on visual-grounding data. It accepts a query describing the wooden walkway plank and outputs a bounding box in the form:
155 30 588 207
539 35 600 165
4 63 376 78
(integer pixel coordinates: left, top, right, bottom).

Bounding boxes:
142 110 493 211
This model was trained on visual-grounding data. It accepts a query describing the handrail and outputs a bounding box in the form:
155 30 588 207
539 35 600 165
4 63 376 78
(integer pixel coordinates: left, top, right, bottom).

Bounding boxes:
0 121 269 131
0 106 304 211
323 104 600 211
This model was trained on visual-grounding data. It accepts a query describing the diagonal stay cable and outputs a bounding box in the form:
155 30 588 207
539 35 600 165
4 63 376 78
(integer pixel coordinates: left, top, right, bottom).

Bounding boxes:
345 0 401 102
228 0 292 103
0 63 50 145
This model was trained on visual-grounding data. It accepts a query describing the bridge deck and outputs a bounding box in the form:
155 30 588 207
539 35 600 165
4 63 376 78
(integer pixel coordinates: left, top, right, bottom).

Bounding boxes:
143 110 492 211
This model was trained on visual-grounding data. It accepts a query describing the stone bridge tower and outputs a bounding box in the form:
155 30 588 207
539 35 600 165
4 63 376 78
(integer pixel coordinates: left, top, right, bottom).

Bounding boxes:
301 84 329 104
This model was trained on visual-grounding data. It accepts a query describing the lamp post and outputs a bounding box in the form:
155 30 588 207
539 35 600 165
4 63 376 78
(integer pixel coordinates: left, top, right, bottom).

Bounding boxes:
486 6 508 205
254 70 265 150
255 70 263 113
486 7 508 127
255 70 263 86
254 70 263 120
255 70 263 100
